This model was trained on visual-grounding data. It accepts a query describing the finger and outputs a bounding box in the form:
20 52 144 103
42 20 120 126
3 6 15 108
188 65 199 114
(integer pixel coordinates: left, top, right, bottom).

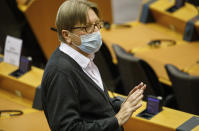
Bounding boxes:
124 88 138 103
128 82 144 96
129 90 143 103
129 91 143 104
132 83 145 95
130 95 143 109
125 83 144 102
136 82 144 90
125 86 139 102
135 94 144 105
128 86 138 96
138 100 143 106
131 102 142 113
140 84 146 90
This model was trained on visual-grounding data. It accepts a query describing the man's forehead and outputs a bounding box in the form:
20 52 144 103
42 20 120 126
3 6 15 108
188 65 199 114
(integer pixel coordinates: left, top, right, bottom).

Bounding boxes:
74 9 99 26
86 9 99 24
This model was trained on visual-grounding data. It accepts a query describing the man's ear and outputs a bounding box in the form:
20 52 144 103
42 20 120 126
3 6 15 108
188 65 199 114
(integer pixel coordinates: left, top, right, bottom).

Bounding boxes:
62 30 72 44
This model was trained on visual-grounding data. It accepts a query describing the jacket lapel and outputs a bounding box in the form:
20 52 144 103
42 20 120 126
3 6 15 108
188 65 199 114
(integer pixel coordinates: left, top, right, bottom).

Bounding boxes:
103 82 116 108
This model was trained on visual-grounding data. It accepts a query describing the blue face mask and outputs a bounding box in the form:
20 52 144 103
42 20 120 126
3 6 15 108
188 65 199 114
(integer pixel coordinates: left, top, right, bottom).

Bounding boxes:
76 31 102 54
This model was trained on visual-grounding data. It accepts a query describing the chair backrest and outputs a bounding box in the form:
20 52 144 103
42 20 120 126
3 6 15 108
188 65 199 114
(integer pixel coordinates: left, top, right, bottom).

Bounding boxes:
94 42 120 92
112 44 164 97
165 64 199 115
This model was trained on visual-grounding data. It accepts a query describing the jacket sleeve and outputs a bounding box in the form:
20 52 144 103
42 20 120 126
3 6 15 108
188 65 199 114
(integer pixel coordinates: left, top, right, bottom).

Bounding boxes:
42 70 121 131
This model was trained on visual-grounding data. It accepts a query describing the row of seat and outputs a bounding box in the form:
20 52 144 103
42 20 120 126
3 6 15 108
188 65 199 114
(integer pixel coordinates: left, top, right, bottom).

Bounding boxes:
94 42 199 115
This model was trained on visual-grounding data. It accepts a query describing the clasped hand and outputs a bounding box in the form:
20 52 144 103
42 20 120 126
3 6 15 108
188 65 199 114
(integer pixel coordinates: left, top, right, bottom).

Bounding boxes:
115 82 146 126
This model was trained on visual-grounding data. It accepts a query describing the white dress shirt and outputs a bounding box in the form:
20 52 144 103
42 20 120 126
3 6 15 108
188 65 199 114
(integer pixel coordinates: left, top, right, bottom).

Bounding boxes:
59 42 104 91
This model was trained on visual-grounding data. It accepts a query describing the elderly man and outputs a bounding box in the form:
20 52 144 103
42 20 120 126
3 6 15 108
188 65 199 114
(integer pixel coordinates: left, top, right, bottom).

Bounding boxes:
41 0 146 130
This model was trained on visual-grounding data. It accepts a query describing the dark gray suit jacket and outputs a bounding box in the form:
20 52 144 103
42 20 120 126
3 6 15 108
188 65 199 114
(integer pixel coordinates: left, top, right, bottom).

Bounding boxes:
41 48 124 131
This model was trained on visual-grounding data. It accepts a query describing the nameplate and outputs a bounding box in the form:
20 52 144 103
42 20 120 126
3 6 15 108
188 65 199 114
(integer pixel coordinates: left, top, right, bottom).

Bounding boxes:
4 35 22 66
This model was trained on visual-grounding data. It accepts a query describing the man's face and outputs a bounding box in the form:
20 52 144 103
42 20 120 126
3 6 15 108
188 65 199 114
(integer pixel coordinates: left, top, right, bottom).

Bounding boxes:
62 9 100 46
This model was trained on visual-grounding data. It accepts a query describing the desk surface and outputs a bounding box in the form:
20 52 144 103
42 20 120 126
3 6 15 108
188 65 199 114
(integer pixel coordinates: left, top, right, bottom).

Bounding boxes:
125 102 197 131
149 0 199 35
0 97 27 110
0 62 43 87
109 93 199 131
101 21 199 85
101 21 186 60
0 88 50 131
0 111 50 131
134 43 199 85
0 61 43 100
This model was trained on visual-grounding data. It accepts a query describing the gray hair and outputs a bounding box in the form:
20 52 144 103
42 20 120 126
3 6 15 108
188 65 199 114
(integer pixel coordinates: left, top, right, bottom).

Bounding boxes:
55 0 100 43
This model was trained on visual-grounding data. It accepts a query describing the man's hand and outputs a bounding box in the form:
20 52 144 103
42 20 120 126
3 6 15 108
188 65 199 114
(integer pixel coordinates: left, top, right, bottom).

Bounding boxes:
115 82 146 126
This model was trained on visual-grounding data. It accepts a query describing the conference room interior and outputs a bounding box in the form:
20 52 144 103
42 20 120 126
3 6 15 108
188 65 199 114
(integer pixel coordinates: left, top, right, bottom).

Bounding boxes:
0 0 199 131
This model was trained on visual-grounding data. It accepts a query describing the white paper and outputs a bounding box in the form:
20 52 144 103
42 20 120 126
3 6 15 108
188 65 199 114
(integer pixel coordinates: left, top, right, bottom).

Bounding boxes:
4 35 22 66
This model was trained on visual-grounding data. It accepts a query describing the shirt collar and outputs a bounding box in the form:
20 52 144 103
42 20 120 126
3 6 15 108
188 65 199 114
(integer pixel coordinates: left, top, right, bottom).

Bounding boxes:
59 42 94 69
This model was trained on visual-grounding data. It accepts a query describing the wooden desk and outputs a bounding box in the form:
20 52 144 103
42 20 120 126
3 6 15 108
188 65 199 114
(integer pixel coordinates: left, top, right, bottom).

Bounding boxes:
134 43 199 85
0 56 46 130
124 102 199 131
0 88 50 131
0 111 50 131
109 92 199 131
148 0 198 34
101 22 187 61
0 97 28 110
101 0 199 58
0 88 32 108
101 20 199 85
0 62 43 100
1 58 199 131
